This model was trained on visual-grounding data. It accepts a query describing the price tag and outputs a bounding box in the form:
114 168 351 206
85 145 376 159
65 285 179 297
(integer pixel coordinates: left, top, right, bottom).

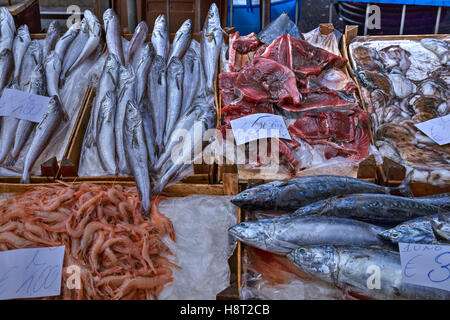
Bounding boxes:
0 88 51 123
0 246 65 300
415 114 450 146
230 113 291 145
399 243 450 292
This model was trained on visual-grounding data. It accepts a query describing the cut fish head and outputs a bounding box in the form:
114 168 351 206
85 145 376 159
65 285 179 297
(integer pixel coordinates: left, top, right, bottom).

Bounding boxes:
231 184 279 209
228 221 273 250
378 220 436 245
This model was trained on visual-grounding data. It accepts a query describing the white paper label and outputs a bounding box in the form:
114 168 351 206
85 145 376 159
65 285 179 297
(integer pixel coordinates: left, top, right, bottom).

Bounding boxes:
399 243 450 292
0 88 51 123
415 114 450 146
0 246 65 300
230 113 291 145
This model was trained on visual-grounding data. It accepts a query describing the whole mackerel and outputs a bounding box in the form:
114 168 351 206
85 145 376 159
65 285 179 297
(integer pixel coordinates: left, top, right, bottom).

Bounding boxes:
228 216 386 254
96 91 117 174
231 175 411 211
0 48 12 91
180 47 201 116
151 15 169 62
288 245 450 300
12 25 31 83
164 57 184 144
54 22 79 61
293 193 450 227
103 9 125 66
0 82 20 164
140 100 157 170
60 18 89 82
134 43 153 104
200 3 223 94
21 97 63 183
168 19 192 63
42 21 62 59
124 100 151 215
147 55 166 150
44 51 64 117
0 7 15 52
19 40 42 91
126 21 148 66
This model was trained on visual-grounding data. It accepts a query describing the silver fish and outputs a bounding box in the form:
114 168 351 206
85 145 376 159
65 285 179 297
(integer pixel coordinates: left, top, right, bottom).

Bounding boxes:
164 57 184 144
151 15 169 62
68 10 102 74
42 21 62 59
220 42 230 72
0 81 20 164
126 21 148 66
180 48 201 116
147 55 166 150
420 38 449 58
168 19 192 63
21 97 63 183
0 48 12 92
103 9 125 66
229 216 386 254
19 40 42 91
0 7 15 52
200 3 223 94
115 66 136 175
288 245 450 300
140 100 157 170
96 91 117 174
124 100 151 215
44 51 64 116
61 18 89 81
12 25 31 82
54 22 80 61
134 43 153 104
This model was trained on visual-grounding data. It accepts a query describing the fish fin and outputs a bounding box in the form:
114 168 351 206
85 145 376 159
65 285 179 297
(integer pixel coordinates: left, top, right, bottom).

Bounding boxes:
390 171 413 197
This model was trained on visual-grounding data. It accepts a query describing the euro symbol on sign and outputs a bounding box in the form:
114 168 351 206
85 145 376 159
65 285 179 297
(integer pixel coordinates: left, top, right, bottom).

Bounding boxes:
366 265 381 289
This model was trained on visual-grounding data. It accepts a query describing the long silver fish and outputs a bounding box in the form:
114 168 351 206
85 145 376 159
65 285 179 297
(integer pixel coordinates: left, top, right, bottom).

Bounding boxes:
54 22 80 61
124 100 151 215
0 82 20 164
288 245 450 300
19 40 42 91
44 51 65 117
229 216 386 254
12 25 31 82
0 48 12 92
42 21 62 59
140 100 157 170
103 9 125 66
60 18 89 82
67 10 102 74
151 15 169 62
115 66 136 175
148 55 166 150
200 3 223 94
134 43 153 104
180 47 201 116
21 97 63 183
97 91 117 174
164 57 184 144
0 7 15 52
168 19 192 63
126 21 148 66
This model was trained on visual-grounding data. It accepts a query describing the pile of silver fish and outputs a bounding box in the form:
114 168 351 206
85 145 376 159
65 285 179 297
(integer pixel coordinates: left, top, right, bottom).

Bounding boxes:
229 175 450 299
350 38 450 185
0 8 102 183
79 4 222 214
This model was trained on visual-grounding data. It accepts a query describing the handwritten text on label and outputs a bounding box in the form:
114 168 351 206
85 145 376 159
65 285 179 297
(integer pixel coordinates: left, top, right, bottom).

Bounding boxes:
415 114 450 146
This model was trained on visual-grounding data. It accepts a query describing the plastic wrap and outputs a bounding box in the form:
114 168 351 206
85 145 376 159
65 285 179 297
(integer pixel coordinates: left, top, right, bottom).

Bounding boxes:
157 195 238 300
302 27 341 56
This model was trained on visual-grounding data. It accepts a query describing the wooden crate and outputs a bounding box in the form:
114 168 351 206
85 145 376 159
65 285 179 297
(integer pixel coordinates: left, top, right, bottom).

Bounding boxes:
342 26 450 196
4 0 41 33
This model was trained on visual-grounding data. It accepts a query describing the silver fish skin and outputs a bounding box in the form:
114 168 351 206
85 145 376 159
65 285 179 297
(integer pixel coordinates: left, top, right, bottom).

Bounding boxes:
124 100 151 215
12 25 31 82
140 100 157 170
180 48 201 116
60 18 89 81
54 22 80 61
103 9 125 66
44 51 63 114
228 216 386 254
164 57 184 144
151 15 169 62
0 48 12 91
115 66 136 175
134 43 153 104
200 3 223 94
0 81 20 164
293 193 450 227
288 245 450 300
420 38 449 58
68 11 102 74
231 175 411 211
147 55 167 150
0 7 15 52
43 21 62 59
19 40 42 90
168 19 192 63
378 213 450 245
126 21 148 66
96 91 117 174
21 97 63 183
220 43 230 72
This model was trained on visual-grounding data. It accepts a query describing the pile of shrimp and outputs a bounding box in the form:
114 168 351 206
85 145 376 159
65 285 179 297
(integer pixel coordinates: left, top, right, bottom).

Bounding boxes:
0 182 178 300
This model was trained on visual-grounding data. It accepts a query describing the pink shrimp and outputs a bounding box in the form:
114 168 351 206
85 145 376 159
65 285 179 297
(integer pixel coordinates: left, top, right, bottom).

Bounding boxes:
151 196 176 241
89 231 106 271
113 275 173 300
79 222 113 255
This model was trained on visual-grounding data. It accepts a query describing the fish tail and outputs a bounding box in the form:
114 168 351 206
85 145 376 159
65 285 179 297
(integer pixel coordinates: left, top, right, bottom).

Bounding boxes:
20 173 30 184
390 171 413 197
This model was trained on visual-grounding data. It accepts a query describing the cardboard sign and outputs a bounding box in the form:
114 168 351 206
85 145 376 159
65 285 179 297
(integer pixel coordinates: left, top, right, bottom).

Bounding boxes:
0 246 65 300
399 243 450 292
415 114 450 146
0 88 51 123
230 113 291 145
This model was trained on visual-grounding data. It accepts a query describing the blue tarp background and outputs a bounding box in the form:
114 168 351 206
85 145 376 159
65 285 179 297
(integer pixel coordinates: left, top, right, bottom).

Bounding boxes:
337 0 449 6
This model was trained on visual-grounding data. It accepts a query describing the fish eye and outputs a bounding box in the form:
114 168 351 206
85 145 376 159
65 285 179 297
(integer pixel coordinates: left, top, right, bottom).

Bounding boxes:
241 193 249 197
399 225 407 230
391 232 399 239
298 248 307 254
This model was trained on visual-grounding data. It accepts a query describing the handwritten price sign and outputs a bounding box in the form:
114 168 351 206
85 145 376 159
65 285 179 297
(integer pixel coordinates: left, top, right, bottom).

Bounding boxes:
0 246 65 300
399 243 450 292
0 88 51 123
415 114 450 146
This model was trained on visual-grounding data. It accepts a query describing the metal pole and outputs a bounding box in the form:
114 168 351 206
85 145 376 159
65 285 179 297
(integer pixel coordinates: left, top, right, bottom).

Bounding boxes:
295 0 299 25
364 2 370 36
399 4 406 35
261 0 266 29
230 0 234 27
127 0 137 32
197 0 201 32
166 0 170 31
434 6 442 34
329 1 333 24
